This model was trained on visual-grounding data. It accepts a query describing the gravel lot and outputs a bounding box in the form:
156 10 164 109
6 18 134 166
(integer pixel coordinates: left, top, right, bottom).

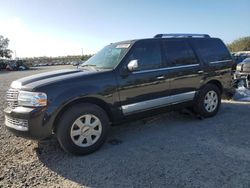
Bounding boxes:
1 66 250 188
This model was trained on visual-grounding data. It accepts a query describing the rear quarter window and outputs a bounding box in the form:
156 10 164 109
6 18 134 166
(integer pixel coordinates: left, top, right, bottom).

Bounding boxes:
192 39 231 63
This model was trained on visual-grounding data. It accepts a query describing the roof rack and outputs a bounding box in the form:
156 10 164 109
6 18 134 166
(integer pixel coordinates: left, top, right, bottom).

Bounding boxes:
154 33 210 38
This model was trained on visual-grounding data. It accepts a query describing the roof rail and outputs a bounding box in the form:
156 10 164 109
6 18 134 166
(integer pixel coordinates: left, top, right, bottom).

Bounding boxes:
154 33 210 38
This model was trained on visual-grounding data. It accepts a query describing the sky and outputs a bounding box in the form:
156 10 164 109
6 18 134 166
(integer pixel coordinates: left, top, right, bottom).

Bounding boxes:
0 0 250 58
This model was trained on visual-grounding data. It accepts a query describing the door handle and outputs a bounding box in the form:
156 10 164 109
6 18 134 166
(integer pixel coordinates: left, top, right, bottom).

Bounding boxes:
156 76 165 80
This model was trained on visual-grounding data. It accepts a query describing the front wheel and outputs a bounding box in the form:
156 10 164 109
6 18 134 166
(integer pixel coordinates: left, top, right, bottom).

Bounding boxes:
56 103 110 155
193 84 221 118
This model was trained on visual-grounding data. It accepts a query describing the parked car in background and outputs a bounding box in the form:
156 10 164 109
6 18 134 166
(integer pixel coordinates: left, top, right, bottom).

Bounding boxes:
4 33 235 155
71 61 85 66
70 61 79 66
0 60 7 70
232 51 250 64
4 60 29 71
234 57 250 88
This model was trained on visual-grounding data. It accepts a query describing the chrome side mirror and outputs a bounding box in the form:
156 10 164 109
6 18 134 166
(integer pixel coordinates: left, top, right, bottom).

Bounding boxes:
127 60 139 71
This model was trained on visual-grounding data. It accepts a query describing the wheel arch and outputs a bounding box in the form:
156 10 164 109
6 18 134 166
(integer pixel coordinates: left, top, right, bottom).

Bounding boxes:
53 97 114 132
204 79 223 94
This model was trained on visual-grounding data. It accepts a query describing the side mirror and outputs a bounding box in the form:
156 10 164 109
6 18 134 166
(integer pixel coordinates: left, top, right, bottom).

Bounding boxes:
127 60 139 72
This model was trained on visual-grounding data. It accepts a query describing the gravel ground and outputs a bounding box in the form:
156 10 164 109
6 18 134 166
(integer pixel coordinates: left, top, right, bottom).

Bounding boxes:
1 66 250 188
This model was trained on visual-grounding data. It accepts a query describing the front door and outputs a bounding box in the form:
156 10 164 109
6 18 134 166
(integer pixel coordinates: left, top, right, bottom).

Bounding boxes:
116 40 172 115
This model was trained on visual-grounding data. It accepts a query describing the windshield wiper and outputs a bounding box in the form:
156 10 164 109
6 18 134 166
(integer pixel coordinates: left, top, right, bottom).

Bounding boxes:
81 64 97 67
81 64 112 71
80 64 98 71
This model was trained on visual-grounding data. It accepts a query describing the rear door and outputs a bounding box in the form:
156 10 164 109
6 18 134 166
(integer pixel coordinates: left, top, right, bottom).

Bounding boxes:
162 39 203 98
190 38 234 89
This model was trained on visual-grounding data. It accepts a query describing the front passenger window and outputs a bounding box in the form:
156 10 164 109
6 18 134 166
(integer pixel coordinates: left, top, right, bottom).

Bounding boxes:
127 40 162 71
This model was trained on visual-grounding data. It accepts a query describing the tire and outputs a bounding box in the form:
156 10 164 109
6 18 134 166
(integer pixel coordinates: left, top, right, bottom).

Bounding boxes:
193 84 221 118
56 103 110 155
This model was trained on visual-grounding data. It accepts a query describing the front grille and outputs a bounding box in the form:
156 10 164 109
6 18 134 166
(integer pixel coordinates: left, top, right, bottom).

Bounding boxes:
5 116 28 131
6 88 19 109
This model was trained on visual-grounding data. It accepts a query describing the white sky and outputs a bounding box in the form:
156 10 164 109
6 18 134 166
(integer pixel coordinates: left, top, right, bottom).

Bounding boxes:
0 17 93 58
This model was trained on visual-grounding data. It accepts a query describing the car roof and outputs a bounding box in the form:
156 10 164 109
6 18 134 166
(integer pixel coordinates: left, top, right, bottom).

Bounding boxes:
114 37 219 44
111 34 222 48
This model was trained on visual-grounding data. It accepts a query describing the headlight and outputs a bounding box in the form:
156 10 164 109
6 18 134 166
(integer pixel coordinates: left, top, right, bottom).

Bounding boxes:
236 64 242 71
18 91 47 107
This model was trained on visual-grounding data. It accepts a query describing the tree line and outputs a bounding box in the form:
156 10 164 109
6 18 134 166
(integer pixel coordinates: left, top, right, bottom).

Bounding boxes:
227 36 250 52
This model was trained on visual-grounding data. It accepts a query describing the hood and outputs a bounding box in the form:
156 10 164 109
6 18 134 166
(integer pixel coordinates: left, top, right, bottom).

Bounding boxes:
11 69 96 90
242 63 250 73
238 61 250 73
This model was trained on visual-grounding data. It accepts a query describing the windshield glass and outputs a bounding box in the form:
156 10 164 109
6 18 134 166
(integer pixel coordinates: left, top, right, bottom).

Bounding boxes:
82 43 131 69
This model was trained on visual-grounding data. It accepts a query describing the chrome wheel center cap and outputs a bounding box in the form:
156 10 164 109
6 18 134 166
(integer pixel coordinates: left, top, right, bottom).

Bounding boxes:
81 127 90 135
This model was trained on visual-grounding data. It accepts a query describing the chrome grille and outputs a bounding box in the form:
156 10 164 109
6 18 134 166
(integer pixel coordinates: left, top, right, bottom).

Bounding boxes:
6 88 19 109
5 116 28 131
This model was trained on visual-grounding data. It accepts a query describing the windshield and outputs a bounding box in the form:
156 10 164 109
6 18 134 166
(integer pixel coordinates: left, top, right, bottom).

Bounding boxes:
82 43 131 69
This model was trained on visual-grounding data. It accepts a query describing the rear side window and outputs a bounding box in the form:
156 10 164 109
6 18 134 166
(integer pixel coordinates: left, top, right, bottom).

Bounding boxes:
162 40 198 67
127 40 162 71
192 39 231 63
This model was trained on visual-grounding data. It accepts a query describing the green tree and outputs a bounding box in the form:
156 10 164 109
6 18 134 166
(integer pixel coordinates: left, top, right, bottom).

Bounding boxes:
0 35 12 58
228 36 250 52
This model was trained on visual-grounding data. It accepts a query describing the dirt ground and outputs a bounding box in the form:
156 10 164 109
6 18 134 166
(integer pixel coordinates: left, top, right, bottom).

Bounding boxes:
0 66 250 188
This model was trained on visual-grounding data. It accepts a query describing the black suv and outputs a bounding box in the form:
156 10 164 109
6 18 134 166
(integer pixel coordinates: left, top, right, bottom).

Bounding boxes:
4 34 234 155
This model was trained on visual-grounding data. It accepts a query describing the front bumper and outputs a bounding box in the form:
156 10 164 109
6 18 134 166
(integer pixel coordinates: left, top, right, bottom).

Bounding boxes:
4 106 53 140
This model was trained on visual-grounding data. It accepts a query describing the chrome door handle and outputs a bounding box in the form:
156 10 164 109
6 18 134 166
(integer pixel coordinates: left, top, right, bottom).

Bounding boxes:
198 70 204 74
156 76 165 80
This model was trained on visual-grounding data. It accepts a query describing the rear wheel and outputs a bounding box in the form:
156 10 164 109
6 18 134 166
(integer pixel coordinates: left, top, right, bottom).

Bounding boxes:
56 103 110 155
193 84 221 118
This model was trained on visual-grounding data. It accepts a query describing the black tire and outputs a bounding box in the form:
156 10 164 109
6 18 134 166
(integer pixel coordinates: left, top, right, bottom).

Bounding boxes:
193 84 221 118
56 103 110 155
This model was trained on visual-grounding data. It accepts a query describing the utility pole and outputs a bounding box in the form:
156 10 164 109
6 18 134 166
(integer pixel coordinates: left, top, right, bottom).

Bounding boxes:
81 48 83 56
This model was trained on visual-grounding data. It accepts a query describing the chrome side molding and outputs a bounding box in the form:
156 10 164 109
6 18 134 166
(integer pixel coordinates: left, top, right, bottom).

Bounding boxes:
209 60 232 64
122 91 196 115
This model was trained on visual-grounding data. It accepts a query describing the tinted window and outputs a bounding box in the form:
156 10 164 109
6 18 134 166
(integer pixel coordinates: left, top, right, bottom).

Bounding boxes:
163 40 198 67
127 40 162 70
192 39 231 63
